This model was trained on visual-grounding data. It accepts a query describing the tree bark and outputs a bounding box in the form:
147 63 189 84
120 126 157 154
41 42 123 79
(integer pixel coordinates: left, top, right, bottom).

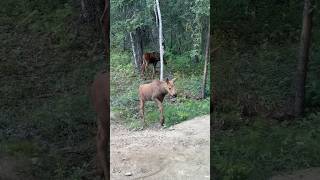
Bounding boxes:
129 28 144 72
134 27 144 69
201 24 210 99
294 0 313 117
155 0 164 80
211 45 219 113
123 35 126 52
97 1 109 179
154 4 158 27
130 32 138 70
101 0 109 69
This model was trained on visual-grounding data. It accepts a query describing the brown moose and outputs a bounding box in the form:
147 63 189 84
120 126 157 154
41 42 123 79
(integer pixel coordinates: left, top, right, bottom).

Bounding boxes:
141 52 167 79
139 78 177 127
91 71 109 180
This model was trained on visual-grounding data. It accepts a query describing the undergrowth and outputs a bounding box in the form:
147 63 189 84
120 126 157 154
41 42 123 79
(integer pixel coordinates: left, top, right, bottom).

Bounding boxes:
0 1 105 179
213 112 320 180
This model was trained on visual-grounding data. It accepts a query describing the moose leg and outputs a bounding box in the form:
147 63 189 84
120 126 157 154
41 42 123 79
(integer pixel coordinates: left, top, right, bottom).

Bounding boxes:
143 62 150 80
96 117 109 180
154 99 164 126
152 64 156 79
141 63 145 79
139 100 146 127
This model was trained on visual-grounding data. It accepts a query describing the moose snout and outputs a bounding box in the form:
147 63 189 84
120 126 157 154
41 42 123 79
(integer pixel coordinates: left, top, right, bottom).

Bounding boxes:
172 93 177 98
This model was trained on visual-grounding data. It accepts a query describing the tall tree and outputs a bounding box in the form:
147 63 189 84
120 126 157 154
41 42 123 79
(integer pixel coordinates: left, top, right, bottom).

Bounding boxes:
130 32 138 70
155 0 164 80
294 0 313 117
130 27 144 71
201 24 210 99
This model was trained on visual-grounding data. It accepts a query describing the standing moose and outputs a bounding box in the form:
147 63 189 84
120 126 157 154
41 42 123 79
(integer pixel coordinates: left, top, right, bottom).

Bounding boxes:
139 78 177 127
141 52 167 79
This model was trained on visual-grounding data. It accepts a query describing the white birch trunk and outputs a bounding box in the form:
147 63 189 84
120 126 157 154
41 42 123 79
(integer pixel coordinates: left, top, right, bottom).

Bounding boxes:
155 0 164 80
130 32 138 70
154 4 158 27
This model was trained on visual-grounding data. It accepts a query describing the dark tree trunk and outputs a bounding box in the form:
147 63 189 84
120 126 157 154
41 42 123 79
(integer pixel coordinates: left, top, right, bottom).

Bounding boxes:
95 1 109 179
123 35 126 52
134 27 144 69
170 30 173 50
294 0 313 117
79 0 102 30
129 28 144 71
130 32 138 71
201 24 210 99
211 41 219 113
101 0 109 69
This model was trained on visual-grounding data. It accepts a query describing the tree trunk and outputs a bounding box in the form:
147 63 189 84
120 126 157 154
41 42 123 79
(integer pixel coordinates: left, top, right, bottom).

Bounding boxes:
98 1 109 179
201 24 210 99
294 0 313 117
154 4 158 27
134 27 144 69
152 28 158 50
123 35 126 52
130 32 138 70
155 0 164 80
101 0 109 68
211 40 219 114
170 30 173 50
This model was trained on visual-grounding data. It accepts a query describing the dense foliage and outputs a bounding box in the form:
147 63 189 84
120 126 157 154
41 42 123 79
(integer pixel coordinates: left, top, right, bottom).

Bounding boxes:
111 0 209 57
1 0 105 179
212 0 320 179
110 0 210 128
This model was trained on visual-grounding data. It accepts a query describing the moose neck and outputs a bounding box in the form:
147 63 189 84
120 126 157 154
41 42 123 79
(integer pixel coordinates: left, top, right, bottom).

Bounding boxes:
159 81 169 96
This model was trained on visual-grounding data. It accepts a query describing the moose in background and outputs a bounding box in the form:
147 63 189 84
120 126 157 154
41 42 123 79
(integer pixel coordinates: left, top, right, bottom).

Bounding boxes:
141 52 167 79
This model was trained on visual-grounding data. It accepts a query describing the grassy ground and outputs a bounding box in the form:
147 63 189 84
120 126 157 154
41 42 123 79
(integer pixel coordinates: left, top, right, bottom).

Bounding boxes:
0 5 105 178
213 39 320 179
110 51 210 129
213 113 320 180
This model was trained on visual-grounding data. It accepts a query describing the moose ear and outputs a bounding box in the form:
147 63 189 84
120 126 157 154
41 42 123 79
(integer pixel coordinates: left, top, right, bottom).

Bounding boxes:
166 78 169 83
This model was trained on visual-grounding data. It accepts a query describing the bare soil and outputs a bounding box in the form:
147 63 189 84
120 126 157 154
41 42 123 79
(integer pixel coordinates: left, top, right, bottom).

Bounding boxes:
110 114 210 180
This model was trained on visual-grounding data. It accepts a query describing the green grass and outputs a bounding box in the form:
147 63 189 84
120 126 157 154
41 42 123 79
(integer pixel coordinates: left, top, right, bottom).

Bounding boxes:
1 140 41 157
213 39 320 179
110 50 210 129
213 113 320 180
0 4 104 178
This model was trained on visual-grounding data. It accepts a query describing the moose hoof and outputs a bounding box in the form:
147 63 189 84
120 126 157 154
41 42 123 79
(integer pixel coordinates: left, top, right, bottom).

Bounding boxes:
139 123 147 130
160 119 164 127
159 121 165 127
138 126 144 131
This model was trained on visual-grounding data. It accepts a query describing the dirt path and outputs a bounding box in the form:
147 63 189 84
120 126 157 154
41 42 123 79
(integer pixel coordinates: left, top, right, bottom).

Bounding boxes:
110 115 210 180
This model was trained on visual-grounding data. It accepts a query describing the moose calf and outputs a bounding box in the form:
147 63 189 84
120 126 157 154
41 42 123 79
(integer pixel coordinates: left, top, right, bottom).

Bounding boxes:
139 78 177 126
